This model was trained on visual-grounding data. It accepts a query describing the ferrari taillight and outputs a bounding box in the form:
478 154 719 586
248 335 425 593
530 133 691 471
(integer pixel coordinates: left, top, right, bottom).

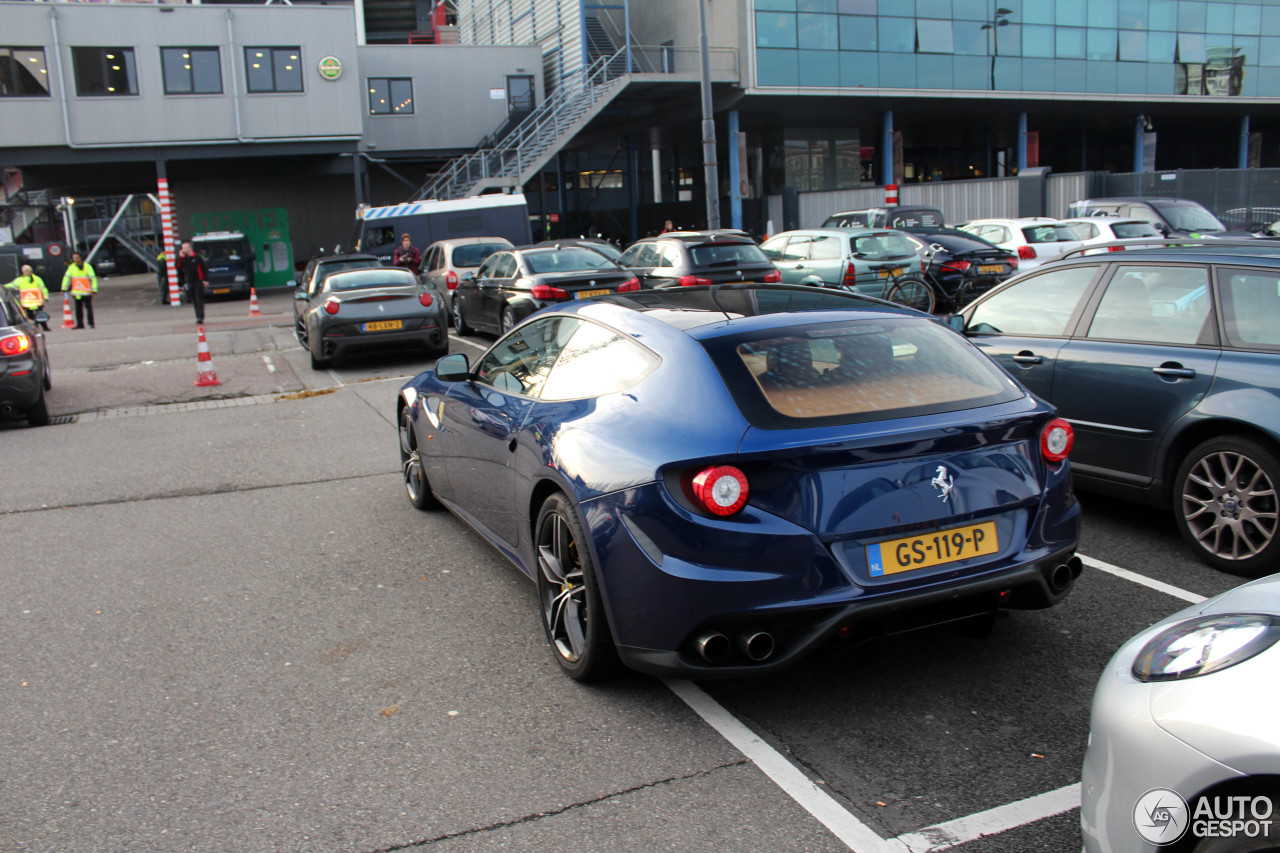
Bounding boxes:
686 465 750 516
324 299 340 315
1041 418 1074 463
0 332 31 356
419 292 434 307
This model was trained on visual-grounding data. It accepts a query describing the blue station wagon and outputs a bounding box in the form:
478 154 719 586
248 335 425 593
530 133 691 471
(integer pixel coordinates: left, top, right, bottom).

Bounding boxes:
956 246 1280 575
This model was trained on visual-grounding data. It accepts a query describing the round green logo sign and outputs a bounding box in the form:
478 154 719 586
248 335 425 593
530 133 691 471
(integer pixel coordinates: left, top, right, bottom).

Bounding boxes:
318 56 343 81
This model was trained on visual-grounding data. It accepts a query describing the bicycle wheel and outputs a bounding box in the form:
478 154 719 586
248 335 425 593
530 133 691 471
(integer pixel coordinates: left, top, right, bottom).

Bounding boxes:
886 277 937 313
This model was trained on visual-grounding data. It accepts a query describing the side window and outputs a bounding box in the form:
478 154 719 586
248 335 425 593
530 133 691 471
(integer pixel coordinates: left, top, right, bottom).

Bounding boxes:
760 235 787 261
474 316 582 396
1087 265 1211 345
1219 268 1280 349
1070 222 1098 240
541 320 660 399
992 226 1011 243
969 265 1097 336
782 236 812 261
632 244 661 268
475 255 501 280
495 254 518 279
618 244 644 266
809 235 843 260
423 246 439 272
1127 205 1161 226
660 244 683 268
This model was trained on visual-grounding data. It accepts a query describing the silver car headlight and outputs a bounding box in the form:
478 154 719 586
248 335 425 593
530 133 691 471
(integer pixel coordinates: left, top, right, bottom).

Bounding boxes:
1132 615 1280 682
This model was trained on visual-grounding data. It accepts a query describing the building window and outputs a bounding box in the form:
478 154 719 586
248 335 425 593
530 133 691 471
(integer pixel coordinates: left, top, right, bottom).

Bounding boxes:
244 47 302 93
0 47 49 97
368 77 414 114
72 46 137 96
161 47 222 95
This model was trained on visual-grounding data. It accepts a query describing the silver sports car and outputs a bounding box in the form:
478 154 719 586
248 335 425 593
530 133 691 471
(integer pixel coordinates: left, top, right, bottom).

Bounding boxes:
296 266 448 369
1081 574 1280 852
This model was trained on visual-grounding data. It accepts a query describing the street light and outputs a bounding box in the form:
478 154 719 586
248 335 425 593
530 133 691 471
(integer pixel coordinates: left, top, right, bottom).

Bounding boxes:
981 8 1012 91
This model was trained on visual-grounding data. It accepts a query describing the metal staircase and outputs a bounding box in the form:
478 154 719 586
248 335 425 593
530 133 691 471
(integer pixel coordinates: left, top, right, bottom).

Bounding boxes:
413 45 633 201
2 189 52 242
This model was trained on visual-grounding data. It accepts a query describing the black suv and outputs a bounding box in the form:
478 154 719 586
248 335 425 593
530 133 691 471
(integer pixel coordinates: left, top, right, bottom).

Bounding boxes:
617 231 780 288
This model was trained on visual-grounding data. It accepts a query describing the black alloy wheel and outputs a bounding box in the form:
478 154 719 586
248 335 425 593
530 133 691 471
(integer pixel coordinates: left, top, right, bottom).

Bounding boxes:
886 277 938 314
1176 435 1280 575
295 315 308 347
534 493 618 680
399 406 440 510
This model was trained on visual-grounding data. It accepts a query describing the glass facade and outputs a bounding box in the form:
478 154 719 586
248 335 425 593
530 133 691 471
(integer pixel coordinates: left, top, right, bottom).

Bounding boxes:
754 0 1280 96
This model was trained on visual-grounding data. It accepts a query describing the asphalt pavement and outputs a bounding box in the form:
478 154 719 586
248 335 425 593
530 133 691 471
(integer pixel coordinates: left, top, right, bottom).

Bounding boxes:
0 275 1247 853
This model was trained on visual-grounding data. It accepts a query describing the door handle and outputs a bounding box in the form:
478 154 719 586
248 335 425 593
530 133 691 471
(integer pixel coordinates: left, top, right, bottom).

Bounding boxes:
1012 351 1043 365
1153 365 1196 379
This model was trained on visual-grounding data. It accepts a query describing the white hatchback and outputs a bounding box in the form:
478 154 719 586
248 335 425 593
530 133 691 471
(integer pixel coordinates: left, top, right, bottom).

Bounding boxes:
958 217 1083 271
1060 216 1163 249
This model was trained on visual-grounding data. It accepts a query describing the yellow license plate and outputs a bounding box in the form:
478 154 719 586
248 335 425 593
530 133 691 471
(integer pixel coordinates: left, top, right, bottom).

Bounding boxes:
866 521 999 577
978 264 1004 274
875 267 907 279
573 289 611 299
364 319 404 332
213 288 230 294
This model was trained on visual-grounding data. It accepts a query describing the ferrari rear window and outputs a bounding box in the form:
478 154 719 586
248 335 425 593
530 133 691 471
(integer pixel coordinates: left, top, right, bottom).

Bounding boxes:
703 318 1022 429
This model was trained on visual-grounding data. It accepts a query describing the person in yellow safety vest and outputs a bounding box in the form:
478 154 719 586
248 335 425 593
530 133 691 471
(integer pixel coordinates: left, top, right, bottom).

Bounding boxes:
5 264 51 330
63 251 98 329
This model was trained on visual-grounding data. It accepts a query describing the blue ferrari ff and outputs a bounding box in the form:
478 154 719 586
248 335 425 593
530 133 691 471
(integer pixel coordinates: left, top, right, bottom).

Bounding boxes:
397 285 1082 680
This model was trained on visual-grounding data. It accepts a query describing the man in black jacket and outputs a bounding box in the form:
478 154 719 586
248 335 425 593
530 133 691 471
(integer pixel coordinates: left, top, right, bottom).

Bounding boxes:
176 241 208 325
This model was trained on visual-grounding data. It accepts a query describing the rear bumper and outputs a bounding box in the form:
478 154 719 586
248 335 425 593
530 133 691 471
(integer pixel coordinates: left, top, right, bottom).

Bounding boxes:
0 360 44 413
616 549 1081 678
320 322 446 358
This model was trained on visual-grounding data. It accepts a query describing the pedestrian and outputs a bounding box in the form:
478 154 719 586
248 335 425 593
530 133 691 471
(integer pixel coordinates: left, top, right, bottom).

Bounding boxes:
661 219 676 233
176 241 208 324
63 251 98 329
392 232 421 274
5 264 51 330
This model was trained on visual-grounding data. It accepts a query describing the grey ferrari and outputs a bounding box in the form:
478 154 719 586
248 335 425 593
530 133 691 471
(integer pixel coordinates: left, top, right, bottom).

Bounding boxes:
295 266 448 369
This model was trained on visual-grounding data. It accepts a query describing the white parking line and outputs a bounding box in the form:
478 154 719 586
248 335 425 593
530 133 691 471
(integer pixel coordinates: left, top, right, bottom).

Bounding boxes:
889 784 1081 852
448 333 488 352
1078 554 1207 604
665 553 1208 852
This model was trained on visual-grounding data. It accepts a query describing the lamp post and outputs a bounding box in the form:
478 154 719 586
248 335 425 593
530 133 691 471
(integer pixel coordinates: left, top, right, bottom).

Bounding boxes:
981 8 1012 91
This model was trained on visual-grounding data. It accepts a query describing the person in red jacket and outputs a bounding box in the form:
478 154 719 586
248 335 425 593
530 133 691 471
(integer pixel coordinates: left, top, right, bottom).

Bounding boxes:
392 233 421 274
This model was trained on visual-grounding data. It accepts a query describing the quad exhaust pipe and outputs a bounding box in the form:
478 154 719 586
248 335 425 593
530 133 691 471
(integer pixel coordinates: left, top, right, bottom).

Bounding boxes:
694 630 776 663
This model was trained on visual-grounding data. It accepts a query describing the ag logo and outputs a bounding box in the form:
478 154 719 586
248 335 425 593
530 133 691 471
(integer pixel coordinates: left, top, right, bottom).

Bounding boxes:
1134 788 1189 845
318 56 343 81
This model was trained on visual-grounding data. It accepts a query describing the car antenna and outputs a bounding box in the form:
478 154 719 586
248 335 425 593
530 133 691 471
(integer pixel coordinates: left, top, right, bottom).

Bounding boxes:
708 284 732 322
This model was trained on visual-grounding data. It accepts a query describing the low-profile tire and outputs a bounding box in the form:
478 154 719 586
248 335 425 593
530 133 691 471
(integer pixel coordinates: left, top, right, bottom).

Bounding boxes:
501 306 519 335
399 406 440 510
1175 435 1280 576
886 277 938 313
26 388 50 427
534 492 619 681
453 303 473 335
295 316 308 347
42 352 52 391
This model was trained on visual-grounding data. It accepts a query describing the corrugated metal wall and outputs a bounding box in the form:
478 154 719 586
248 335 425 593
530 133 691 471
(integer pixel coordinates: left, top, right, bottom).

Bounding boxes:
458 0 582 88
768 172 1096 231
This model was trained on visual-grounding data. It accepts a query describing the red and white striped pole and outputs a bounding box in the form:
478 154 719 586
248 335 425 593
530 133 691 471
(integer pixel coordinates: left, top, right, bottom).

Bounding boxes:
885 183 899 206
157 177 181 307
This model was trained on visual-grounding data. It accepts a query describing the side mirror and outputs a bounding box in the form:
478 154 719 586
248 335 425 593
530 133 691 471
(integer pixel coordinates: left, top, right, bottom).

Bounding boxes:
294 287 309 300
434 352 470 382
1154 222 1171 236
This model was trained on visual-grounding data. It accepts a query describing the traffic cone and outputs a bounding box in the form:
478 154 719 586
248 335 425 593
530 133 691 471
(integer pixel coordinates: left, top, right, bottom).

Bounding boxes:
193 326 221 387
61 293 75 329
248 286 261 317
